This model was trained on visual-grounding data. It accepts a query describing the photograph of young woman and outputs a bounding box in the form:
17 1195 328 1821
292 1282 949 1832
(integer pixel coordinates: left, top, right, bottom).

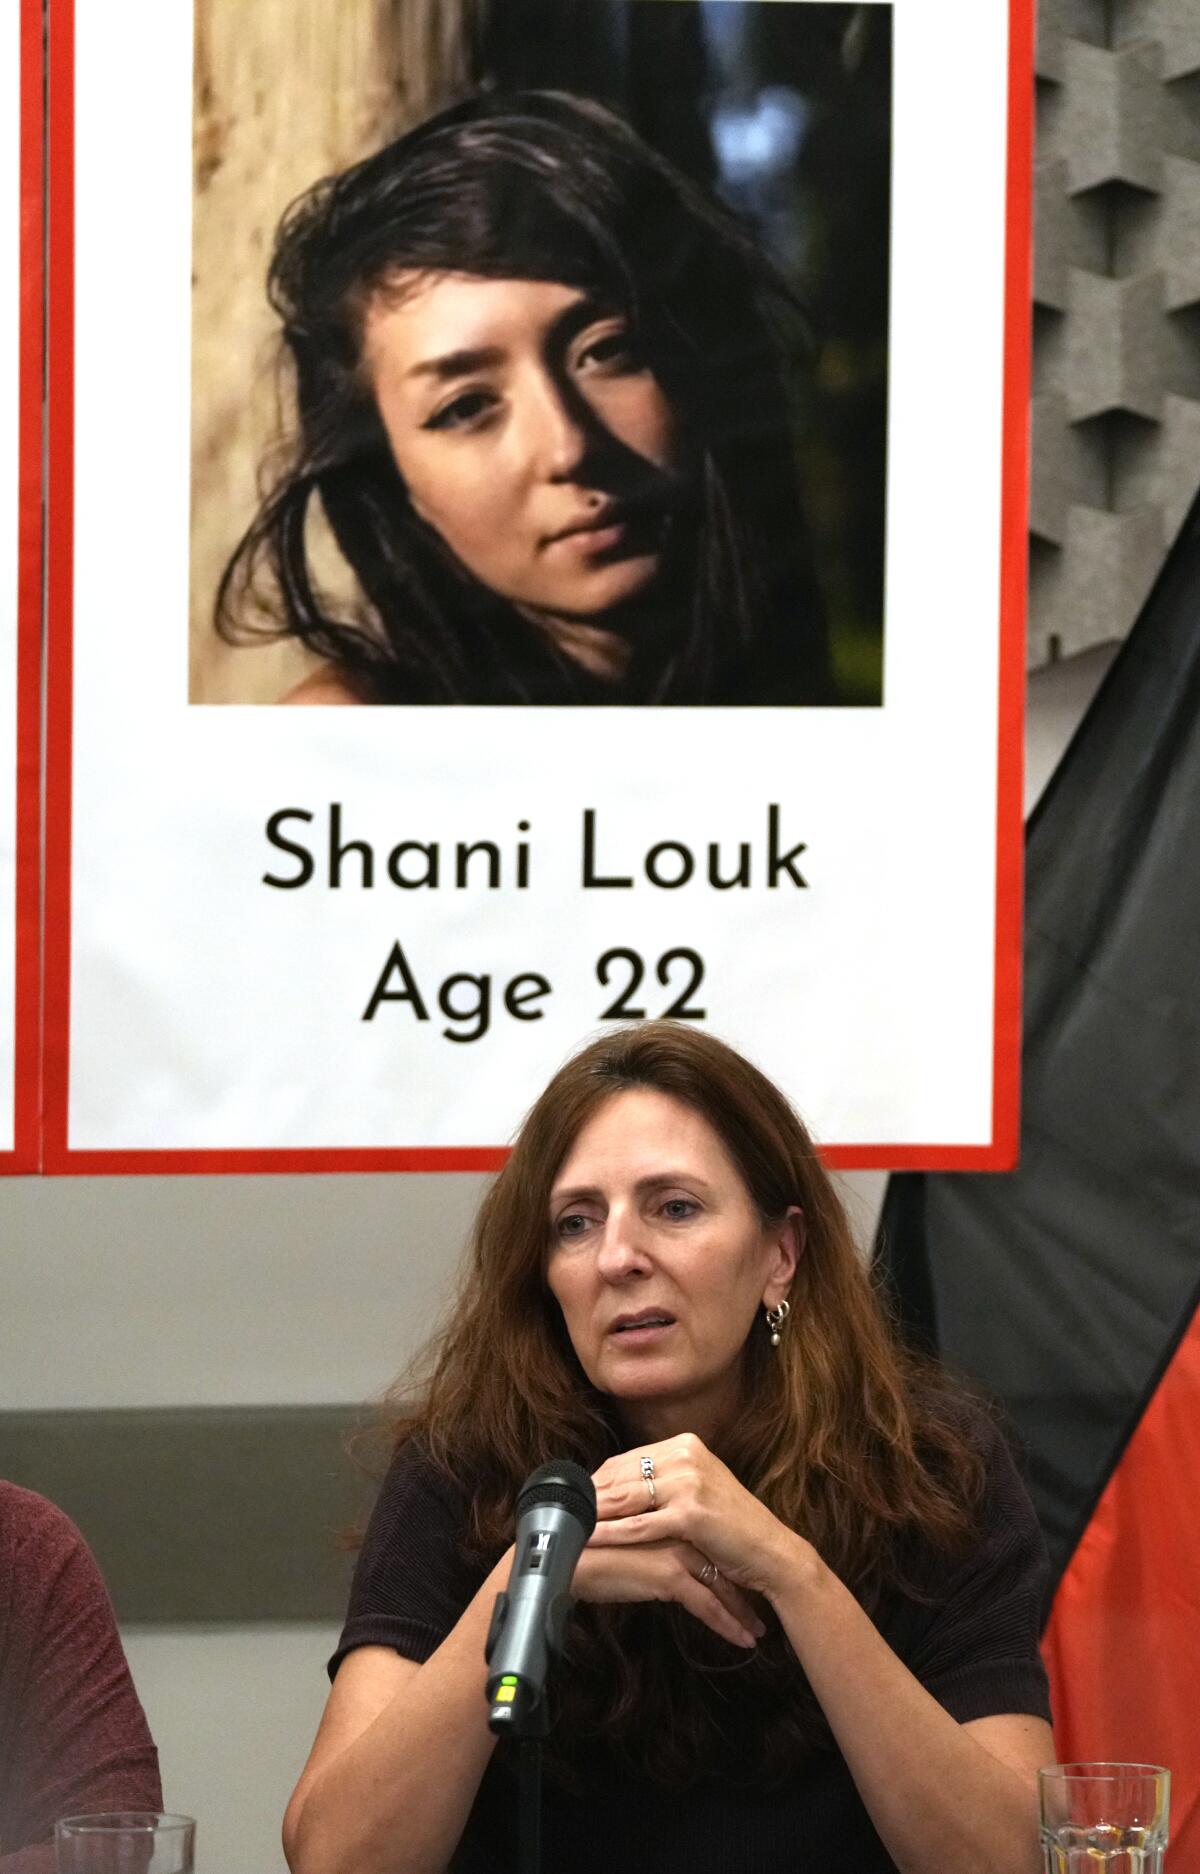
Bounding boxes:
215 88 835 706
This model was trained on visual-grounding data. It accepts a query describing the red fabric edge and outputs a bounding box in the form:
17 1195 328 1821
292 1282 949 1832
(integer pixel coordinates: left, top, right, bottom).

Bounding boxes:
3 0 45 1171
1043 1301 1200 1862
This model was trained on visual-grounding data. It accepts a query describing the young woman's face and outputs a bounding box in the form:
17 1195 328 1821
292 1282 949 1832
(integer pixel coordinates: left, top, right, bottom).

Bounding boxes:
362 274 687 628
545 1089 798 1446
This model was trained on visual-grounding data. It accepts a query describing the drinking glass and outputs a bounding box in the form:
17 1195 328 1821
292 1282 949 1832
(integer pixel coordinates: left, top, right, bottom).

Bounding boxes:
55 1814 195 1874
1039 1764 1170 1872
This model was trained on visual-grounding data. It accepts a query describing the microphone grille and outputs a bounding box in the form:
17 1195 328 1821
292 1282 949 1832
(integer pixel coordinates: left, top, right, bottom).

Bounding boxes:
517 1458 598 1535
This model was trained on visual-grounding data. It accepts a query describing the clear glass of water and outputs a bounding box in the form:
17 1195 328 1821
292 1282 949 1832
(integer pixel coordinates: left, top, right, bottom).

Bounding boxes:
55 1814 195 1874
1039 1764 1170 1872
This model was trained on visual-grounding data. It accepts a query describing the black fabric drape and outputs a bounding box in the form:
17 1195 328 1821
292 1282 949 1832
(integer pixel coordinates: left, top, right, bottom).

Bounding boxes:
875 487 1200 1608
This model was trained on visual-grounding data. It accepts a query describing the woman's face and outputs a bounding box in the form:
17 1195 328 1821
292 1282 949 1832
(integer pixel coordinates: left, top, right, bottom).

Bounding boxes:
545 1088 798 1446
362 273 687 629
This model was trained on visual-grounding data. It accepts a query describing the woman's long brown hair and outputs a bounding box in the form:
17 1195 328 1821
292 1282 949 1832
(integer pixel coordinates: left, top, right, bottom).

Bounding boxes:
384 1022 991 1787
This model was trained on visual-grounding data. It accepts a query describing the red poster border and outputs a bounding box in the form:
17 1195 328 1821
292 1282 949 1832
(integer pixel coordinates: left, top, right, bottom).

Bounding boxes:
3 0 45 1173
41 0 1032 1176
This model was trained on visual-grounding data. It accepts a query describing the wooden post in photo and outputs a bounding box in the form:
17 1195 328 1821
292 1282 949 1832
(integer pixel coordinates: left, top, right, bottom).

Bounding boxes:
189 0 489 704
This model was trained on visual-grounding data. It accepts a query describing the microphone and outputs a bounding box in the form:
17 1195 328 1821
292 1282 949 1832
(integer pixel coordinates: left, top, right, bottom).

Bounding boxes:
485 1459 597 1737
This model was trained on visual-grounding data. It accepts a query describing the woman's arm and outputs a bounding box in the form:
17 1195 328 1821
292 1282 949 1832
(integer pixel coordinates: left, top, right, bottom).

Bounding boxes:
286 1528 767 1874
768 1539 1049 1874
589 1434 1051 1874
284 1548 510 1874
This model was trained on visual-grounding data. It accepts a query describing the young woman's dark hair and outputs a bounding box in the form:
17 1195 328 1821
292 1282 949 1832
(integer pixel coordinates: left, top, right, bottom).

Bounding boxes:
216 89 832 706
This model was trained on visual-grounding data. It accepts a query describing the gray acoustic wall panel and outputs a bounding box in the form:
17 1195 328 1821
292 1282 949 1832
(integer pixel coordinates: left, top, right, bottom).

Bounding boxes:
1030 0 1200 665
0 1408 374 1622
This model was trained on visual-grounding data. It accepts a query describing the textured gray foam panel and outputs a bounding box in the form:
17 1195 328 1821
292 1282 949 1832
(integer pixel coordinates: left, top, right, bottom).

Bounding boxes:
1030 0 1200 664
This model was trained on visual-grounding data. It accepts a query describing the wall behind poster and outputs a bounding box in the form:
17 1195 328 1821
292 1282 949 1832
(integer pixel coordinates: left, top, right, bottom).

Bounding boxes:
47 0 1026 1169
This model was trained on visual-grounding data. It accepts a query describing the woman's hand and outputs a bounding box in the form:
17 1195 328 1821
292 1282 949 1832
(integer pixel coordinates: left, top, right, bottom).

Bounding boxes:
572 1538 766 1649
587 1433 813 1604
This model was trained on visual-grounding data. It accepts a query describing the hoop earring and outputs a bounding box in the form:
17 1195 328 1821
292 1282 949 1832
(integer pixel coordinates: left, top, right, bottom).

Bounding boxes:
764 1298 790 1347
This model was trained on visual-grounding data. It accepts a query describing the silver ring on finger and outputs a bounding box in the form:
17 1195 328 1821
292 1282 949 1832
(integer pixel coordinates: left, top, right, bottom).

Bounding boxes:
697 1557 721 1587
640 1454 657 1509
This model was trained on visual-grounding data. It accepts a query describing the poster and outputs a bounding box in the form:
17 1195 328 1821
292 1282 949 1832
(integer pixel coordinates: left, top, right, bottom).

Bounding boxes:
45 0 1031 1171
0 0 42 1171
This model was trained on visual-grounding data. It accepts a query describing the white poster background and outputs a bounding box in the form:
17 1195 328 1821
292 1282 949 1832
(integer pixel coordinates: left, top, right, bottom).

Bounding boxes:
67 0 1013 1157
0 2 22 1155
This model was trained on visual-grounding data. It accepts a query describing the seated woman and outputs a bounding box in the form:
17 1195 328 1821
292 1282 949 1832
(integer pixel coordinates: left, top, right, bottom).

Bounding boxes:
0 1484 161 1872
217 90 831 708
284 1024 1055 1874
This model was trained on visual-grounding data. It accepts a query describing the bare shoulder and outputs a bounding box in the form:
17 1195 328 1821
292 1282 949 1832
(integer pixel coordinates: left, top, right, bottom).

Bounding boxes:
280 668 369 707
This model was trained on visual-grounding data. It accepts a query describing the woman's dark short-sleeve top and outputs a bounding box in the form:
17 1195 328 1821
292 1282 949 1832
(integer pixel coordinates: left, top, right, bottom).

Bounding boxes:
330 1416 1053 1874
